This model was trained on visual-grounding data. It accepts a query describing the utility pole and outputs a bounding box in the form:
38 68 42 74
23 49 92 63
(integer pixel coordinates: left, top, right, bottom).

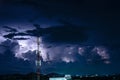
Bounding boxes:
36 37 41 80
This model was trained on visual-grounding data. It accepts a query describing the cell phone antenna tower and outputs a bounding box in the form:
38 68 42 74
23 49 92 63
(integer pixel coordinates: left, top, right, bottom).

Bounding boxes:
36 37 41 80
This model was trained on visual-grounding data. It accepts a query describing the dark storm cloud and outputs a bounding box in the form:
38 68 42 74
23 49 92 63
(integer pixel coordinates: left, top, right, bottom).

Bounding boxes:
3 33 16 39
0 39 19 52
2 25 30 39
3 26 18 32
2 24 91 43
0 52 34 74
0 39 34 74
43 25 89 43
12 37 29 40
3 32 29 39
102 27 120 45
21 50 36 61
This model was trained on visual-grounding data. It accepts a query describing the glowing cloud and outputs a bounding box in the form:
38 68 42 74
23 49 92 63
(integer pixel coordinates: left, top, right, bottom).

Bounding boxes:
78 47 85 56
15 37 48 61
92 46 110 60
62 57 75 63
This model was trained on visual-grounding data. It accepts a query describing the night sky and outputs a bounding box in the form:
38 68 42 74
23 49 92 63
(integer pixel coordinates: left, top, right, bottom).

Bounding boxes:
0 0 120 75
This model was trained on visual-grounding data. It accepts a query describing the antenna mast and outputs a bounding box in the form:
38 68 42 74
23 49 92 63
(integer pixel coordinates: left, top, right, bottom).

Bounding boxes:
36 37 41 80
